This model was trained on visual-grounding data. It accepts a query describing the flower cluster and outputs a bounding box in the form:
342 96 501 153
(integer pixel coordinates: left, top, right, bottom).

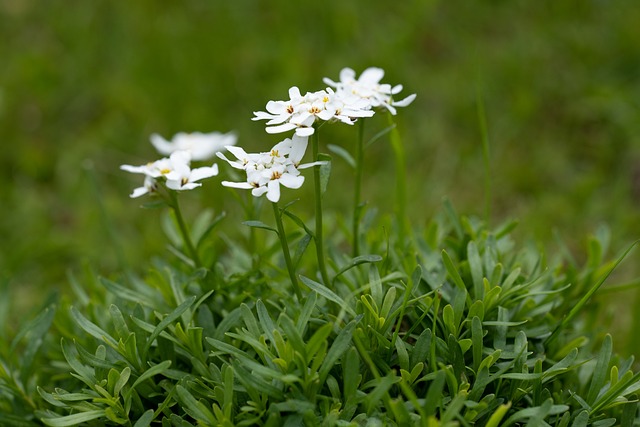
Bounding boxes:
218 135 322 203
323 67 416 115
252 67 416 136
121 132 231 198
122 67 414 203
252 87 374 137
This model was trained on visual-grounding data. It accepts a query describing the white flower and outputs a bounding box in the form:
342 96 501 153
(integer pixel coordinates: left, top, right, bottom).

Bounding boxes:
252 86 373 137
121 150 218 197
129 176 158 198
220 135 322 202
323 67 416 115
150 131 236 161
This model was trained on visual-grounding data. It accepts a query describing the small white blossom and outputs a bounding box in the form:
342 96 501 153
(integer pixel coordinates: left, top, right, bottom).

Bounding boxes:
252 86 373 137
323 67 416 115
121 150 218 197
220 135 322 202
150 131 236 161
129 176 158 198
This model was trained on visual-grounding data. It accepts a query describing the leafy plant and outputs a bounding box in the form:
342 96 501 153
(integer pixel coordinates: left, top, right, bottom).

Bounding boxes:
1 65 639 426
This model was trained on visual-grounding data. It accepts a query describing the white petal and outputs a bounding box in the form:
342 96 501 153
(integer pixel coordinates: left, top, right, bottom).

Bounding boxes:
391 84 403 95
295 126 315 137
266 122 298 134
266 180 281 202
339 67 356 82
279 173 304 189
170 150 192 166
174 182 201 191
149 133 174 155
392 93 416 107
222 181 253 189
288 86 302 99
252 186 269 197
323 77 339 88
121 164 148 174
253 111 277 121
297 160 326 170
130 186 149 198
190 164 218 182
225 145 250 160
359 67 384 84
317 109 335 121
289 136 308 164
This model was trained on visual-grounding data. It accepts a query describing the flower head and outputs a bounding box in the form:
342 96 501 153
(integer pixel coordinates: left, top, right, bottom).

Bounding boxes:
219 135 322 202
252 86 373 137
150 131 236 161
323 67 416 115
121 150 218 197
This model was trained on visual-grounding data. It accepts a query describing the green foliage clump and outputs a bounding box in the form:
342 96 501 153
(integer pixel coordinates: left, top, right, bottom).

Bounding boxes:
1 200 639 425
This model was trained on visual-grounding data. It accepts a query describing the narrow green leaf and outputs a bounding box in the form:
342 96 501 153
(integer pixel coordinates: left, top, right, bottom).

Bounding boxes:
443 198 464 239
467 241 484 300
114 366 131 396
334 255 383 283
395 338 409 371
410 329 431 369
318 153 332 194
175 385 216 424
256 299 277 344
240 303 260 338
571 410 589 427
369 264 384 308
319 320 356 384
327 144 356 169
142 296 197 358
196 211 227 248
109 305 130 339
293 233 312 268
587 334 613 404
364 373 398 413
343 347 360 401
545 240 639 347
442 250 466 292
283 209 315 238
133 409 155 427
40 410 106 427
485 402 512 427
127 360 172 397
424 370 445 416
242 220 277 234
60 339 96 386
295 291 317 334
365 123 396 149
472 316 483 373
300 275 355 317
70 306 118 348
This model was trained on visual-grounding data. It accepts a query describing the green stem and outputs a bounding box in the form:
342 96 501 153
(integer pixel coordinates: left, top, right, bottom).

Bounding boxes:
352 119 365 257
476 84 492 223
312 130 331 285
272 202 302 300
168 191 202 268
387 113 407 245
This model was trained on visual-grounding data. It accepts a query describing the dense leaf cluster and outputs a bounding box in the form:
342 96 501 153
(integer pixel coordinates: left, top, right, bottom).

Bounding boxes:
1 202 638 426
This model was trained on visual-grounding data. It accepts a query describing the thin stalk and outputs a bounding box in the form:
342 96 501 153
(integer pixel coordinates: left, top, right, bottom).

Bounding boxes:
352 119 365 257
476 84 492 223
168 191 202 268
312 130 331 285
387 113 407 245
272 202 303 300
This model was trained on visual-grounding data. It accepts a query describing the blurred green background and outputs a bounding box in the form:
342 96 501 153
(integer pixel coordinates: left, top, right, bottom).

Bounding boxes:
2 1 640 350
